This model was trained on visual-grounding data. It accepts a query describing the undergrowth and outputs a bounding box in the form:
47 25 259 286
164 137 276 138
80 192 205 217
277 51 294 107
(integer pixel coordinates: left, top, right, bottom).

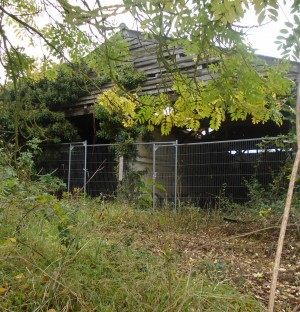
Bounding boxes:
0 141 280 311
0 195 264 311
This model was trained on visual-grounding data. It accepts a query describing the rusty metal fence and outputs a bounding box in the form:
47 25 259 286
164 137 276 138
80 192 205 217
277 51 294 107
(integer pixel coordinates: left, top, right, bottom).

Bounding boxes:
42 138 293 208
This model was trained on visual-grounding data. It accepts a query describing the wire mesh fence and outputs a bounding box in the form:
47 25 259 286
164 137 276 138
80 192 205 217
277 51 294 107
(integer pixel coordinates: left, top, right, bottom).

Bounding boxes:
85 144 118 197
40 138 293 208
176 138 292 206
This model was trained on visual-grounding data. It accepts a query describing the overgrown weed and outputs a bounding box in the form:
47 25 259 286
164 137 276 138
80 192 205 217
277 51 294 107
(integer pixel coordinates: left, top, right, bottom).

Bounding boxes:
0 195 264 311
0 142 264 311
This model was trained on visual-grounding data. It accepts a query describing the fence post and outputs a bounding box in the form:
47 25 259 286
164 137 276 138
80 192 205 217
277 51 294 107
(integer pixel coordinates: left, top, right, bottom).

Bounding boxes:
118 156 124 181
174 140 178 211
152 143 156 211
83 140 87 196
67 143 73 193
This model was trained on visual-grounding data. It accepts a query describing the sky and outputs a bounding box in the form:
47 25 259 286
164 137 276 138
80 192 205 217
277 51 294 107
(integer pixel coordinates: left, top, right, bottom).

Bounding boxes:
241 1 293 58
104 0 293 59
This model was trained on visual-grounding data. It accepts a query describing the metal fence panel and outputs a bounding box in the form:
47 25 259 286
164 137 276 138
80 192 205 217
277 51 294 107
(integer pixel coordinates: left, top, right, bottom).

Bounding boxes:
85 144 118 197
153 143 177 209
41 138 293 206
177 138 292 205
39 143 83 191
68 144 86 192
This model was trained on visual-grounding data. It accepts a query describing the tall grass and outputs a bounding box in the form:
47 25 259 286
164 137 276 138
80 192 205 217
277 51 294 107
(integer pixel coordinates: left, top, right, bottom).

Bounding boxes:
0 197 264 311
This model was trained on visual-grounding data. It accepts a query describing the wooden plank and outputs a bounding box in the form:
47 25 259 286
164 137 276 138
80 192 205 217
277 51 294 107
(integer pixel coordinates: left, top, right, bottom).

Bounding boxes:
63 28 300 118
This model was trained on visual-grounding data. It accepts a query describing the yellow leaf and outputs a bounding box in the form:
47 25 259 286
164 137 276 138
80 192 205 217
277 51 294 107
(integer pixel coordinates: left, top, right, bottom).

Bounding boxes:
0 287 8 296
9 238 16 243
14 273 24 280
253 272 264 278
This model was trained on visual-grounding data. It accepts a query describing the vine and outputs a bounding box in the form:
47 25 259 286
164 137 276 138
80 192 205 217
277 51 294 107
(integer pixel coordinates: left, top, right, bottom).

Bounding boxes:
94 65 150 205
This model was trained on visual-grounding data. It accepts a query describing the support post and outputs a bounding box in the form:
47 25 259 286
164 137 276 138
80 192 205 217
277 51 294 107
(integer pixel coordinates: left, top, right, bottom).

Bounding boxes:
152 143 156 211
67 144 72 193
174 140 178 212
83 140 87 196
118 156 124 181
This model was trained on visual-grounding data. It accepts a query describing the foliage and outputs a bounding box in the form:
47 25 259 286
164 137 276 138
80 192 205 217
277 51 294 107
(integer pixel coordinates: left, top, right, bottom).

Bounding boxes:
0 139 65 191
115 63 147 89
0 1 124 74
274 2 300 61
0 55 79 150
27 62 110 110
97 87 138 135
0 139 77 251
116 169 167 210
1 0 299 142
234 135 300 217
120 1 299 134
84 32 131 81
0 97 78 145
2 0 299 140
0 1 131 152
125 0 299 61
95 85 148 155
96 51 293 135
94 65 149 204
1 2 300 311
0 61 110 144
2 48 36 82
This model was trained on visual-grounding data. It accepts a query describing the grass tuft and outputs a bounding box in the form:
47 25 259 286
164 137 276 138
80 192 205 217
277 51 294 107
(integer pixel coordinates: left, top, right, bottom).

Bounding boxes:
0 198 264 311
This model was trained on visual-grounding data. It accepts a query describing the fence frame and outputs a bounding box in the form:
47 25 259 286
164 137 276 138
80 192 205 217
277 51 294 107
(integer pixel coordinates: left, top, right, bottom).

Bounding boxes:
46 137 292 208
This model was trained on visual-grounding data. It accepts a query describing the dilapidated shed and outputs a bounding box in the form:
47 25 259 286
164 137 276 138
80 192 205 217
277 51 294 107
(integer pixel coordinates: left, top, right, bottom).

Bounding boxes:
47 26 300 205
59 25 300 143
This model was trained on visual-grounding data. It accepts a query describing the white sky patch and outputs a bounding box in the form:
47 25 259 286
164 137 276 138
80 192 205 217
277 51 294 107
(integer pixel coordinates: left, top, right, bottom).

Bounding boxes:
163 107 174 116
240 0 292 58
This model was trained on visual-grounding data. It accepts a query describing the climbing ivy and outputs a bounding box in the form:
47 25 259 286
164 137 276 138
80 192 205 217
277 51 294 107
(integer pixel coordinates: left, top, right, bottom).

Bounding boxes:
0 61 111 145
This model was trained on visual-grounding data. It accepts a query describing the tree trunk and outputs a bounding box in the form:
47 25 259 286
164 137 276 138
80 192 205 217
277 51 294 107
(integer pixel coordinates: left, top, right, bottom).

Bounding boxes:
268 74 300 311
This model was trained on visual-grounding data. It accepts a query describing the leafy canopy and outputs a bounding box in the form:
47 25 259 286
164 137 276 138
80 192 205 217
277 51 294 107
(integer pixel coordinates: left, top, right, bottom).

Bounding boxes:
95 0 299 134
1 0 300 137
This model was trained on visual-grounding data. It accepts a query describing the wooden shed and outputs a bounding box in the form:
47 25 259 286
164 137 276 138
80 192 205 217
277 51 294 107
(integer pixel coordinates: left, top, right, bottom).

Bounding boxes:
44 27 300 203
58 25 300 144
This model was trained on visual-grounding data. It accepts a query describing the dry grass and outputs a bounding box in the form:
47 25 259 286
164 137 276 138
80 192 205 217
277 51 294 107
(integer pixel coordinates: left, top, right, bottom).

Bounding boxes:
0 197 264 312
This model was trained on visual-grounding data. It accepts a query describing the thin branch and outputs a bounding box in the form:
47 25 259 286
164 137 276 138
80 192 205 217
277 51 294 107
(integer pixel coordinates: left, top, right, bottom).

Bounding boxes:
268 73 300 311
79 159 106 192
0 4 68 62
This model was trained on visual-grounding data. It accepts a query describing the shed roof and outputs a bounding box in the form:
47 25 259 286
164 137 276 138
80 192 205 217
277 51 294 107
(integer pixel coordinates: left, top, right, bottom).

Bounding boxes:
64 27 300 117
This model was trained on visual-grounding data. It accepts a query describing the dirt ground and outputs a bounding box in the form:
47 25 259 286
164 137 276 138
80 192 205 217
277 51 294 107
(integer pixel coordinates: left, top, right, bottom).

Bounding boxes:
102 207 300 311
131 216 300 311
173 221 300 311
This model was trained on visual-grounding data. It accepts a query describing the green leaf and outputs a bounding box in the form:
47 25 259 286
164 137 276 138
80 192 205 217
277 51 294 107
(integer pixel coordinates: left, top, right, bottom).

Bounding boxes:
257 11 266 24
280 29 289 34
268 8 278 18
285 22 294 28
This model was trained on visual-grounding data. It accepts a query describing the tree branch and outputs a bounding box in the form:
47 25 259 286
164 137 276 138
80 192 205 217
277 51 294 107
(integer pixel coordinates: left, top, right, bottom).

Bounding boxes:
268 73 300 312
0 4 67 61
